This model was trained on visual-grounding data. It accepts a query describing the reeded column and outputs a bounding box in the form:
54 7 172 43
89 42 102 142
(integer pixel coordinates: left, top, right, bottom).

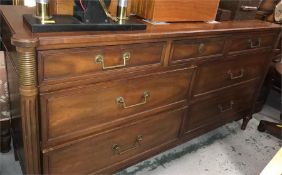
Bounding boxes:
13 0 24 6
12 39 40 174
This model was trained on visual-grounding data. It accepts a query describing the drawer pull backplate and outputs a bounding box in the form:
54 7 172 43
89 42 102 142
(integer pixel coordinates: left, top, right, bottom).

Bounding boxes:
248 38 261 49
218 101 234 113
240 6 258 11
112 135 143 155
198 43 205 55
117 91 150 109
95 52 130 70
228 69 245 80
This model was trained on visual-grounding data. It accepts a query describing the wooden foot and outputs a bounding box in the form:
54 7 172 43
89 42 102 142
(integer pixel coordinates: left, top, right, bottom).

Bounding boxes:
241 116 252 130
257 120 282 139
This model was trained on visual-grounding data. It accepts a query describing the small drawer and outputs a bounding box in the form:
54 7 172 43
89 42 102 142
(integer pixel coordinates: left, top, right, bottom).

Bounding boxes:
192 52 268 98
40 68 193 145
38 42 165 81
184 80 257 134
43 107 185 174
171 37 225 63
229 33 275 54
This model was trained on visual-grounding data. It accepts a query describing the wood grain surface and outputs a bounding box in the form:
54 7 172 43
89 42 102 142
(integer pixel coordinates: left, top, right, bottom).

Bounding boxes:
1 5 281 175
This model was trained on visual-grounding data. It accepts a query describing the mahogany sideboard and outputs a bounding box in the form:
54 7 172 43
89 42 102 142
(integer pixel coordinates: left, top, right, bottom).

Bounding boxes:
0 5 281 174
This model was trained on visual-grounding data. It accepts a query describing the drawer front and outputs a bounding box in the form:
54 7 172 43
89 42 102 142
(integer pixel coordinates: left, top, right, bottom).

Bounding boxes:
184 80 258 134
192 52 268 98
171 37 225 63
229 33 275 54
41 68 193 144
43 108 185 174
39 42 165 81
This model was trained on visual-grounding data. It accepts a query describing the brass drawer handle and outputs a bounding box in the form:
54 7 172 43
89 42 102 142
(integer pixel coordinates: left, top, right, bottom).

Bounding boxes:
198 43 205 55
228 69 244 80
117 91 150 109
248 38 261 49
218 101 234 113
112 135 143 155
95 52 130 70
240 6 258 11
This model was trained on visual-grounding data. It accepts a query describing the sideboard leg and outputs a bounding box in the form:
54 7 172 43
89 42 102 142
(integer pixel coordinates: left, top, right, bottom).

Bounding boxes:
241 115 252 130
13 145 19 161
0 120 11 153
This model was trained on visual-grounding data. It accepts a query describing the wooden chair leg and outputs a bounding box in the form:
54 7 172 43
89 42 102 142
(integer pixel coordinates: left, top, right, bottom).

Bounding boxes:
241 115 252 130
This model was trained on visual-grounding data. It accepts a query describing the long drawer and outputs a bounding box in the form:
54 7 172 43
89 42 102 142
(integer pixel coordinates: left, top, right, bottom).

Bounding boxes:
38 42 165 83
184 80 258 135
192 51 268 98
43 107 185 174
40 68 193 145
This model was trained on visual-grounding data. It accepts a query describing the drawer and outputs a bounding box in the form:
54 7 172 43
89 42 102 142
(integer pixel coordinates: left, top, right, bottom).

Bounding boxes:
40 68 193 144
171 37 225 63
38 42 165 81
229 33 275 54
192 52 268 98
184 80 257 134
43 107 185 174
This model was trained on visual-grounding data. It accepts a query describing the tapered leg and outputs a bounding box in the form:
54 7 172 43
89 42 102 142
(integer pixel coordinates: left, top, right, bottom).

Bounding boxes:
13 147 19 161
0 120 11 153
241 115 252 130
12 136 19 161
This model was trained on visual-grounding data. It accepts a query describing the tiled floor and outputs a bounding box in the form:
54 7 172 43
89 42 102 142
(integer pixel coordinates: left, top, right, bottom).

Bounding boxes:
1 103 281 175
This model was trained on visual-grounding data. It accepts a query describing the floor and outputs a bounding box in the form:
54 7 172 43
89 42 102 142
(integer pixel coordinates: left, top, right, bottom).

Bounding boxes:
117 106 281 175
0 93 281 175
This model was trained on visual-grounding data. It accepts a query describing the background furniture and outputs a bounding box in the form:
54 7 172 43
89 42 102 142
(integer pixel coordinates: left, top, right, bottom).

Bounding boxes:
254 32 281 112
256 0 281 22
0 119 11 153
1 5 281 174
0 0 12 50
0 51 11 153
254 0 281 113
0 0 11 154
257 61 282 139
0 0 12 5
216 8 232 21
0 0 27 155
218 0 262 20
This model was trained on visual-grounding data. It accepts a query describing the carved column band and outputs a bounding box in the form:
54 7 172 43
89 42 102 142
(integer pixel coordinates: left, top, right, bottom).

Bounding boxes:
17 47 37 87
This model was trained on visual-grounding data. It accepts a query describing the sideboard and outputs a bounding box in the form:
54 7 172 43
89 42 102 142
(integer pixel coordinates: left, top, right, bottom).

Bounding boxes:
0 5 281 174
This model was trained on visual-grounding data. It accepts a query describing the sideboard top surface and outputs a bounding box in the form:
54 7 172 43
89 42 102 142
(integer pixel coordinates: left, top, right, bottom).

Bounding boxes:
0 5 281 49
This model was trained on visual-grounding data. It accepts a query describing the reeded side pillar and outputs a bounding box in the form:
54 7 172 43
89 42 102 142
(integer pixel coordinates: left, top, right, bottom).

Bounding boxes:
12 39 40 174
